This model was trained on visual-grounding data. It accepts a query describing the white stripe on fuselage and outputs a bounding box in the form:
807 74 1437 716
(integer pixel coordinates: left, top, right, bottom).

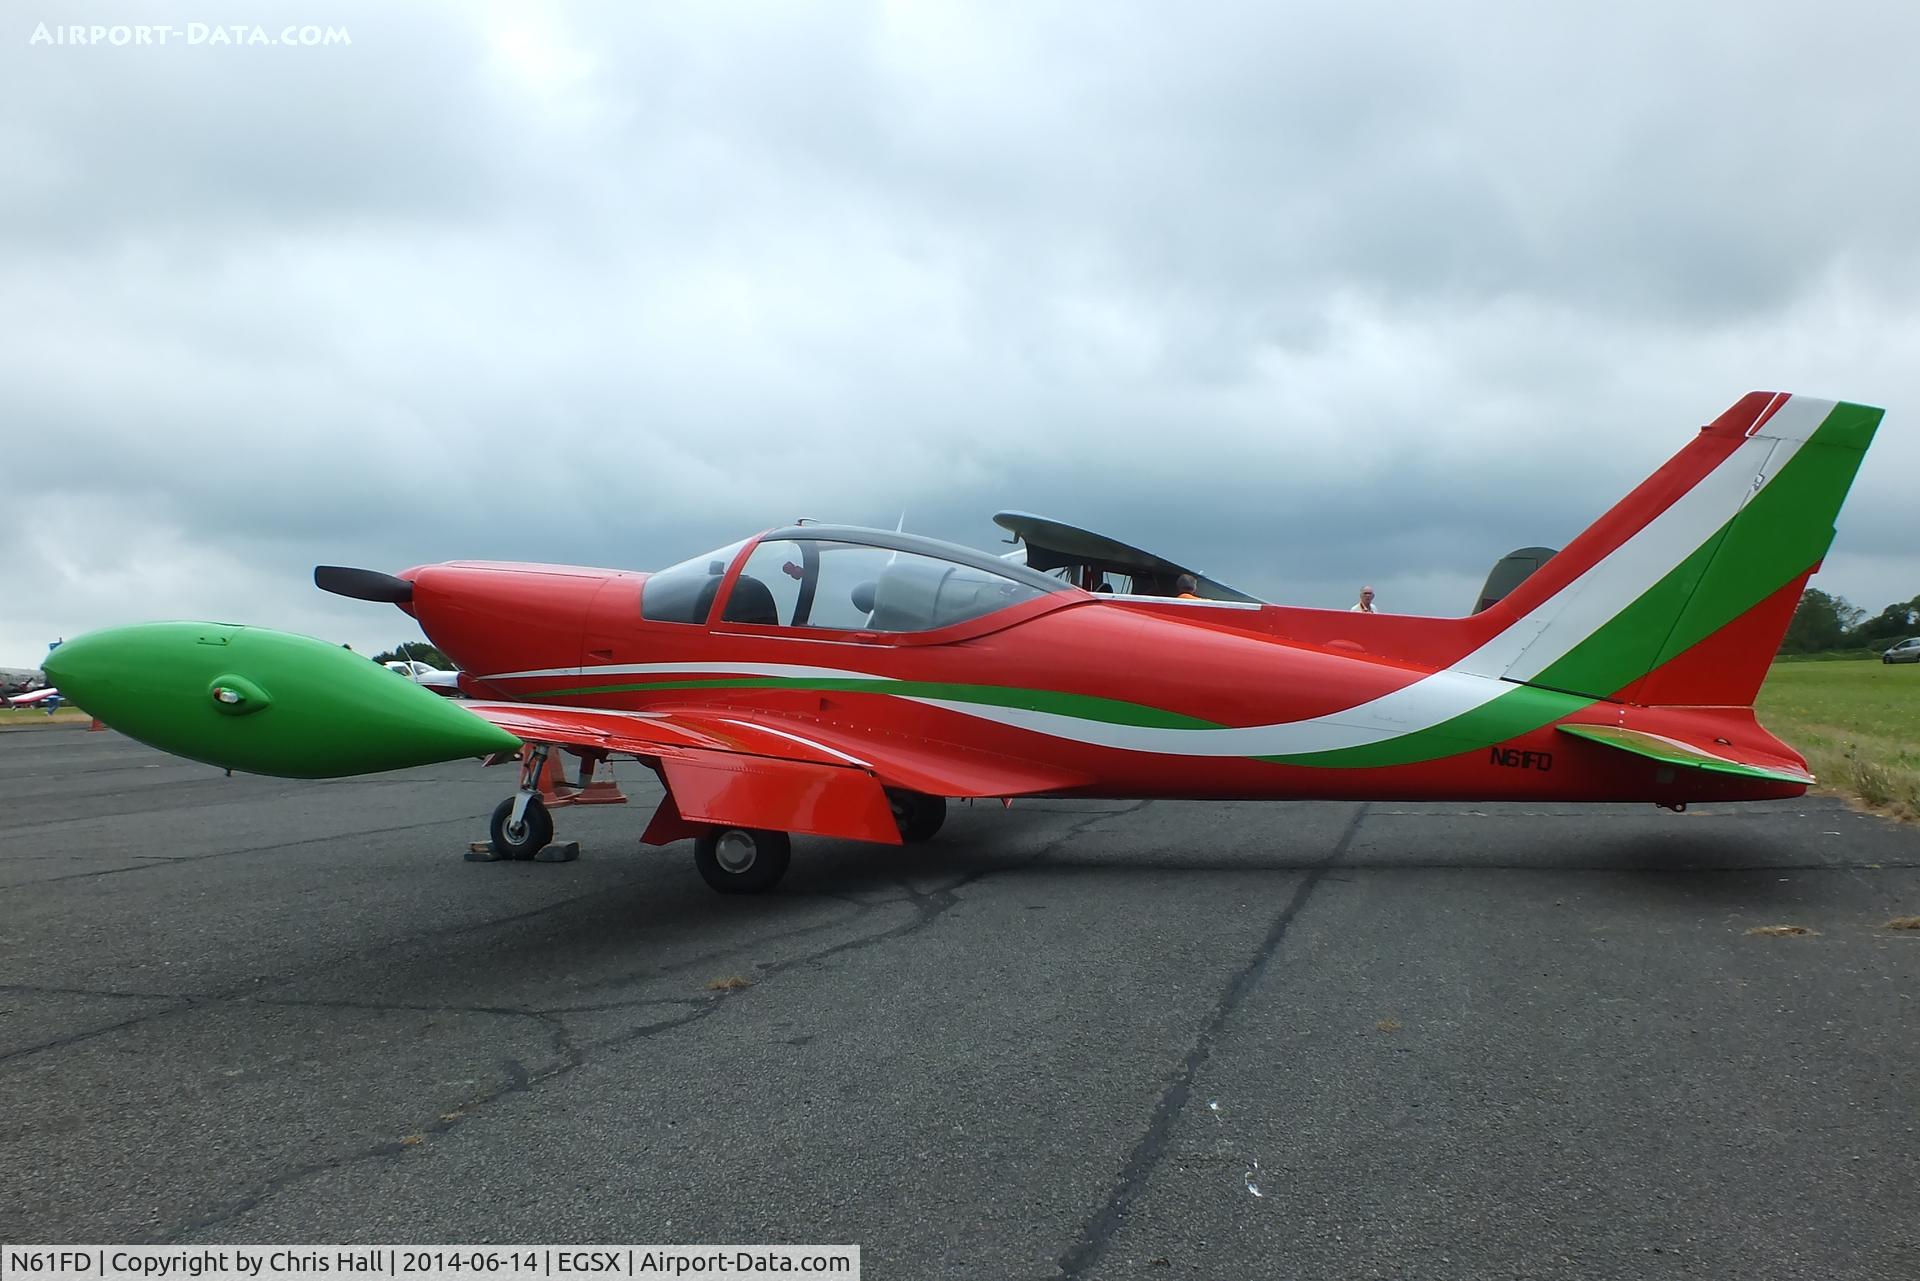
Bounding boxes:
479 661 904 684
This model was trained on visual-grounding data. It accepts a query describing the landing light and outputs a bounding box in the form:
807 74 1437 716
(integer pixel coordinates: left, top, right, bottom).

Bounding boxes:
208 674 271 716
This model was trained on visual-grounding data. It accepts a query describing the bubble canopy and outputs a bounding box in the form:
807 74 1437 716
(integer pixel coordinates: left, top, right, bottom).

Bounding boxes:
640 526 1070 632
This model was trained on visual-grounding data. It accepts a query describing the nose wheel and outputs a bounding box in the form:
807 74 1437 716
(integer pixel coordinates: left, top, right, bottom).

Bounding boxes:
489 794 553 859
694 827 792 893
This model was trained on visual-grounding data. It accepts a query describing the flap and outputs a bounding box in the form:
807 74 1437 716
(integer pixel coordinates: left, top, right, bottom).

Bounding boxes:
661 750 901 845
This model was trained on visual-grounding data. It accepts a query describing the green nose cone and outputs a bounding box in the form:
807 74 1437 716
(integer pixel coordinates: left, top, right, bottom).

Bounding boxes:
46 623 521 778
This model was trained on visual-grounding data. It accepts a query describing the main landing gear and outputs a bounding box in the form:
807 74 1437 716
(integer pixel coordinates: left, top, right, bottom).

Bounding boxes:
689 791 944 894
693 828 793 894
889 790 947 843
681 789 949 895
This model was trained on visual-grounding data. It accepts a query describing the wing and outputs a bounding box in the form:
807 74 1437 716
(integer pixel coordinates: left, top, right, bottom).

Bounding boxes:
1557 723 1814 785
463 701 1091 846
414 669 462 695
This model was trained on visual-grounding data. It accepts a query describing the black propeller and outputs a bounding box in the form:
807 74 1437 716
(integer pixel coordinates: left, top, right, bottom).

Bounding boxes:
314 565 414 604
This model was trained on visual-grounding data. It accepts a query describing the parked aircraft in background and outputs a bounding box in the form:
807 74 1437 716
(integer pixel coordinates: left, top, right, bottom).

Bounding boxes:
384 659 461 696
43 393 1881 897
2 686 61 711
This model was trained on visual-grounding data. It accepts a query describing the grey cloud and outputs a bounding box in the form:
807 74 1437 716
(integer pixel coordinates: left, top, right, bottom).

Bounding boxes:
4 1 1919 663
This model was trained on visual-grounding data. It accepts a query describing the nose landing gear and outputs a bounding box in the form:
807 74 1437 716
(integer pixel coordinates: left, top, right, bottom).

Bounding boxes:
474 742 626 862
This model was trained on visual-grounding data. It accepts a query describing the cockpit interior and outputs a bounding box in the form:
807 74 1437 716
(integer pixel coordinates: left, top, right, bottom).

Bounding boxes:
640 527 1068 635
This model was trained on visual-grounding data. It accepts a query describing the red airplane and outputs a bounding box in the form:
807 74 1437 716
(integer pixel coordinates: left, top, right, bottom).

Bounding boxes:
45 392 1881 895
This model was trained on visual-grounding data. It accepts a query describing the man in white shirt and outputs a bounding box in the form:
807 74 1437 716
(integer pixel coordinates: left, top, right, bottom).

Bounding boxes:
1350 585 1376 613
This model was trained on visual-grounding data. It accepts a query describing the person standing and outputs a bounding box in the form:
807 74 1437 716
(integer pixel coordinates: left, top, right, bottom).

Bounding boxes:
1350 585 1377 613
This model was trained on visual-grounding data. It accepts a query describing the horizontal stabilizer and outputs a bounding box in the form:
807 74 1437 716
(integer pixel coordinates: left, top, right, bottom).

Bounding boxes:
1557 723 1814 785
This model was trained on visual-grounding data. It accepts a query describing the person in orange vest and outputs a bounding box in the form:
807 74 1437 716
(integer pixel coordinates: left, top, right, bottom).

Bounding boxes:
1175 574 1202 600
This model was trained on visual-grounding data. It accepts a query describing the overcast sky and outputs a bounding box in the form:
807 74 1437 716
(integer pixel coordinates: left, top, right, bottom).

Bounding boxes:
4 1 1917 663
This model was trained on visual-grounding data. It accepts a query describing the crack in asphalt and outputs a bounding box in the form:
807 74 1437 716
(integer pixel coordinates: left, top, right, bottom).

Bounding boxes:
1056 802 1371 1280
2 768 512 830
13 813 500 886
0 882 658 1064
150 801 1148 1243
0 983 190 1001
5 839 1901 1069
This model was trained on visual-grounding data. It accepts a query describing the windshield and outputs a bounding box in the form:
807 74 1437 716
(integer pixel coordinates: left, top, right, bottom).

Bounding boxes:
640 539 750 624
723 537 1050 633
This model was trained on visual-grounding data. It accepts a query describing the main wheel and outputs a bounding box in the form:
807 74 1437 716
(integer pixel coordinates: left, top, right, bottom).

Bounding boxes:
694 827 792 893
889 791 947 843
489 795 553 860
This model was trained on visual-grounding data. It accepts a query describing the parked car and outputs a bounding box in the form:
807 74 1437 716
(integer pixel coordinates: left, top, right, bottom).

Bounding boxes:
1884 637 1920 664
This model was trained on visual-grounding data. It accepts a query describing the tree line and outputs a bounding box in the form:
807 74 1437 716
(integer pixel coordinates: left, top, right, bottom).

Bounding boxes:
1781 588 1920 654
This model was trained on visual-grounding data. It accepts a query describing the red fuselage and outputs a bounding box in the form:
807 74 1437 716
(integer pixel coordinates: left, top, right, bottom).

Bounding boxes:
395 553 1805 809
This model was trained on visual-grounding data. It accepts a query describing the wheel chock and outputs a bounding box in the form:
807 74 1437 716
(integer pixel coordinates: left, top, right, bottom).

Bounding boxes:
534 841 580 863
465 841 505 862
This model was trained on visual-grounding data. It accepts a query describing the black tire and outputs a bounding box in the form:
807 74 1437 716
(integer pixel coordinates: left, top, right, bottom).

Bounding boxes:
888 791 947 843
489 796 553 860
693 827 792 894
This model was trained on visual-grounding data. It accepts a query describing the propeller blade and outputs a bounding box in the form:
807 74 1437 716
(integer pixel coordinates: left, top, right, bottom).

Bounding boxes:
314 565 413 604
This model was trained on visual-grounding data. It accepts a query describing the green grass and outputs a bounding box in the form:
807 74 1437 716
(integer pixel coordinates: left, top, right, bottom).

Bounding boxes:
0 707 92 727
1757 659 1920 818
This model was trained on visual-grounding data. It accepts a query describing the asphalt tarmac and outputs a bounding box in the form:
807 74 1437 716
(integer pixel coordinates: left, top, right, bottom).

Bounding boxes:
3 727 1917 1279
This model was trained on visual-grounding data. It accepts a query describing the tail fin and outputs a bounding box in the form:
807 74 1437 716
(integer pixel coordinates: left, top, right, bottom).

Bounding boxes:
1455 392 1883 707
